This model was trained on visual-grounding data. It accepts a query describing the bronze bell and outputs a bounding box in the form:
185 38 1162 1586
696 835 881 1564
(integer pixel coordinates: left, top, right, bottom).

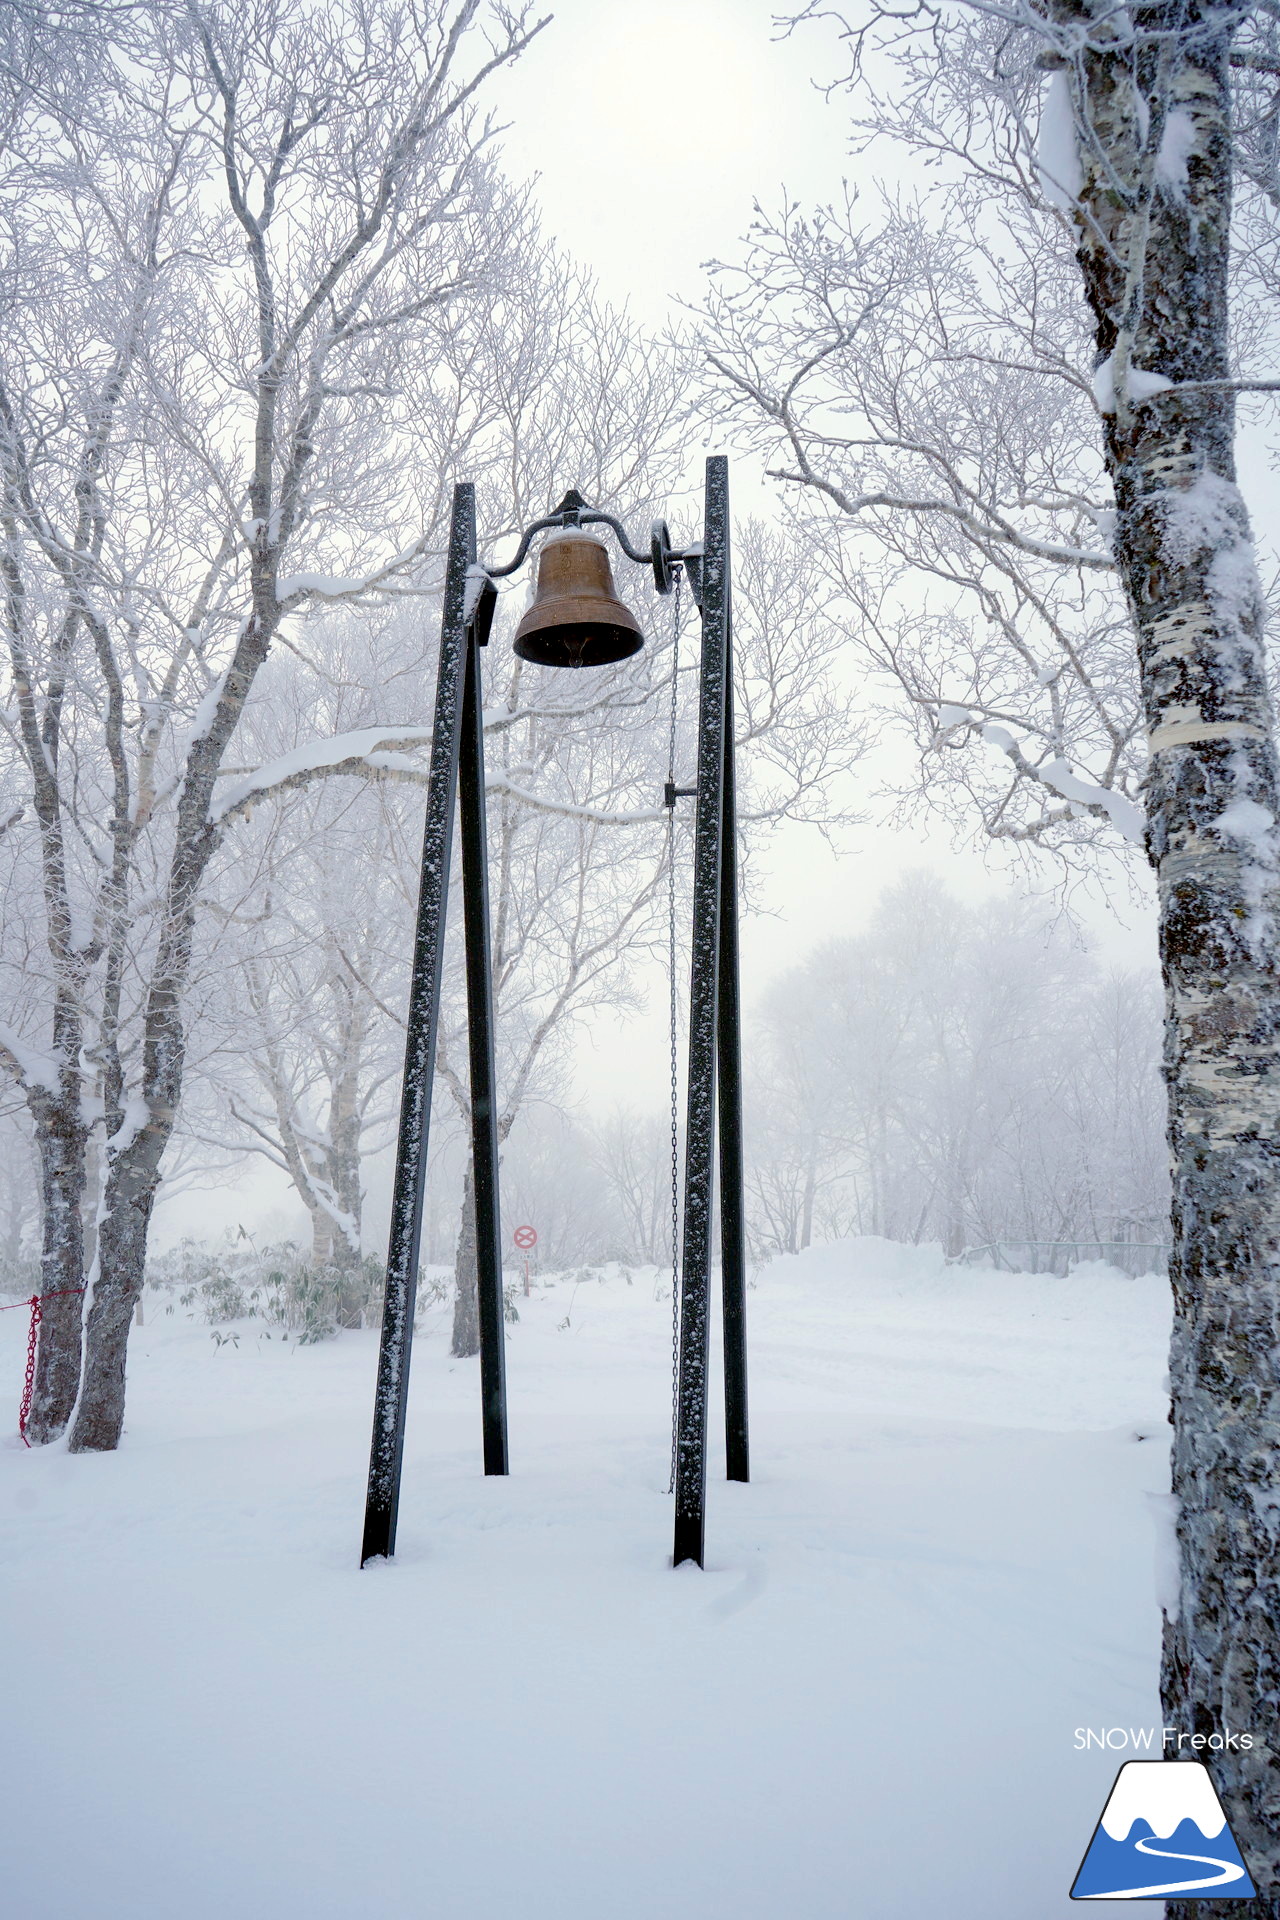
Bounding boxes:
513 533 643 669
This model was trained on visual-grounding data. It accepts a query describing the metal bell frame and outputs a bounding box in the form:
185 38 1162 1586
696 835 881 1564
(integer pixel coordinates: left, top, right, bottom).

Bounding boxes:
360 457 747 1572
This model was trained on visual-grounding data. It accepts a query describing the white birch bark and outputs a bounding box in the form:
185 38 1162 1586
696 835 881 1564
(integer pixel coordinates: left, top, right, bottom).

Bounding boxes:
1045 2 1280 1902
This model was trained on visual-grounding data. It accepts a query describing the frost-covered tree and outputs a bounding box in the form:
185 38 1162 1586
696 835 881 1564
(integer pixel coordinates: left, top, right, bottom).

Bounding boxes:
181 256 690 1355
748 877 1167 1261
730 1 1280 1900
587 1109 672 1267
0 0 547 1448
0 1104 40 1293
202 790 408 1297
695 174 1145 862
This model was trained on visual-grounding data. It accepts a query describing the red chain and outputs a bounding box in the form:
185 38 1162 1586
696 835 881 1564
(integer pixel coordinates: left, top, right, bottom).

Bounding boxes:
18 1295 40 1446
3 1286 88 1447
0 1285 86 1313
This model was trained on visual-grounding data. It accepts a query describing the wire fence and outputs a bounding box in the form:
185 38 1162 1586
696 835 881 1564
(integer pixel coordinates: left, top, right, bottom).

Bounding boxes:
954 1240 1170 1279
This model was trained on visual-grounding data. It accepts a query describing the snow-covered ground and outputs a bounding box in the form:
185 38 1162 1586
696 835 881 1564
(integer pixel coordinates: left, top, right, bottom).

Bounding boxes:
2 1239 1172 1919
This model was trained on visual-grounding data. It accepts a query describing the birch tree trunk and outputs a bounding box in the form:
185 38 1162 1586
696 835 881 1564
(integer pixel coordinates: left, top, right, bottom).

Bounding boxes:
23 1077 86 1441
451 1158 480 1358
229 938 373 1321
71 727 238 1449
325 1003 367 1326
1051 2 1280 1902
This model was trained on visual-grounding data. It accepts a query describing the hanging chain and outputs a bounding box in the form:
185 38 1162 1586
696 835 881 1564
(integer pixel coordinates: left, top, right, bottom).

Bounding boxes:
18 1294 40 1447
3 1285 86 1445
666 572 683 1495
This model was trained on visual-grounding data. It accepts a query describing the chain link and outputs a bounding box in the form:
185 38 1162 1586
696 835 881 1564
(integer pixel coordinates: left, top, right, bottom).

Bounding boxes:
666 574 683 1495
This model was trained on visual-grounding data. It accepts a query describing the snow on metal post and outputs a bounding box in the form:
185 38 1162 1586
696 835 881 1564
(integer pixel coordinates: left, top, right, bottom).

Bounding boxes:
673 455 731 1568
458 612 509 1476
718 652 748 1485
361 484 475 1566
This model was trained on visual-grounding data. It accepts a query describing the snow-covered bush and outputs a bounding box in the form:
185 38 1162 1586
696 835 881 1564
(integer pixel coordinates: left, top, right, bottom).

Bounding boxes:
147 1236 394 1345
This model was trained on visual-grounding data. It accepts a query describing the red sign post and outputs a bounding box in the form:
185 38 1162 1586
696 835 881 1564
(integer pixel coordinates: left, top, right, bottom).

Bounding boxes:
513 1224 537 1294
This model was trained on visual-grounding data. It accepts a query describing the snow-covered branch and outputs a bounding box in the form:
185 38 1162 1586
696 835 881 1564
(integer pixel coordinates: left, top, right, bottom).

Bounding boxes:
213 728 672 829
0 1026 61 1094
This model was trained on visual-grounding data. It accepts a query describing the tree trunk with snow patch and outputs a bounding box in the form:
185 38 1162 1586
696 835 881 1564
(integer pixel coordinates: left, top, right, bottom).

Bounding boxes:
72 708 238 1449
70 1139 159 1451
23 1077 87 1442
1051 1 1280 1902
451 1157 480 1359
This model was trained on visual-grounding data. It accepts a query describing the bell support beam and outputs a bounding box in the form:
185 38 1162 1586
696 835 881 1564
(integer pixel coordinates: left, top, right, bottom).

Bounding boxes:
458 615 509 1475
361 483 475 1566
673 455 731 1569
718 647 749 1486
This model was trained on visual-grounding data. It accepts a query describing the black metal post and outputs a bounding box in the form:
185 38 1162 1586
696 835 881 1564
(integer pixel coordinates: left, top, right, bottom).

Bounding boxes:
458 624 509 1475
673 456 730 1568
718 649 749 1484
361 484 474 1566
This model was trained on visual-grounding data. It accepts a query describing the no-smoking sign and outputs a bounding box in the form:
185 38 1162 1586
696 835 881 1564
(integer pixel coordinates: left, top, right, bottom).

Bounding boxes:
513 1224 537 1250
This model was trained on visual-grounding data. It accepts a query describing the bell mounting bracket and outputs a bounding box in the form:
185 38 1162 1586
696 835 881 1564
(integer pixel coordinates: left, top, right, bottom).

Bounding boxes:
478 490 694 598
